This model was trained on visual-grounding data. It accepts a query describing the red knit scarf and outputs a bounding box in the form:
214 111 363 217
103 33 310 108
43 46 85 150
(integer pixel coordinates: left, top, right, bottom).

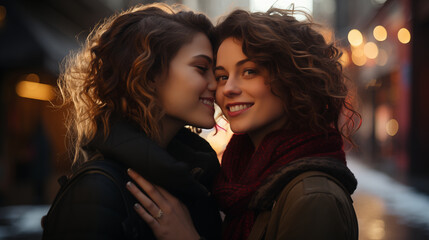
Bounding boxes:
213 128 345 240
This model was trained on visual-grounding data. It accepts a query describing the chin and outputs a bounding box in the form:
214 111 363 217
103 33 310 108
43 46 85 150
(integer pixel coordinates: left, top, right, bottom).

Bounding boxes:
191 119 216 129
229 124 249 134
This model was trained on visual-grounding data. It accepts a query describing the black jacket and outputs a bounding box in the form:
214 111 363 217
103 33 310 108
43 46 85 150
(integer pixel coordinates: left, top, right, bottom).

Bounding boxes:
42 119 222 240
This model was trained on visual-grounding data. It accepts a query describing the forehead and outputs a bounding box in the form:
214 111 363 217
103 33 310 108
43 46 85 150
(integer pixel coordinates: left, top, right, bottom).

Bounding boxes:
174 33 213 60
216 37 246 66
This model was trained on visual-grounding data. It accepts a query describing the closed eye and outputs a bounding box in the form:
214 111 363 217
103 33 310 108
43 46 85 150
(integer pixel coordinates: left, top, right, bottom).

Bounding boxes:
196 66 209 73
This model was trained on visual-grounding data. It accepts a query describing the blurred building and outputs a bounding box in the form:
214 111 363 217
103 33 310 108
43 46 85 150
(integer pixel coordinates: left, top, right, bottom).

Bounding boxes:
0 0 124 205
333 0 429 192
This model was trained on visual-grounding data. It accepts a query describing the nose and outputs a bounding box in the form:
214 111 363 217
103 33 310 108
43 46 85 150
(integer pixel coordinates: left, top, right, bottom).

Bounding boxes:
222 75 241 97
207 71 217 92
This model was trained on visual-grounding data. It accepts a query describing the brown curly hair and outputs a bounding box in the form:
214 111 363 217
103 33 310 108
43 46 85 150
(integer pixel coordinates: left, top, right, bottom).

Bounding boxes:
58 3 216 164
215 8 361 144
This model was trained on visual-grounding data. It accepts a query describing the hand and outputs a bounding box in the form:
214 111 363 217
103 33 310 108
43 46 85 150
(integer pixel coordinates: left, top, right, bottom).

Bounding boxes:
126 169 201 240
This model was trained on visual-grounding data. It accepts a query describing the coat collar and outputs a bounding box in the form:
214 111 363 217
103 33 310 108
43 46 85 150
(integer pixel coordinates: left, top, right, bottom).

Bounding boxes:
249 157 357 210
85 118 219 202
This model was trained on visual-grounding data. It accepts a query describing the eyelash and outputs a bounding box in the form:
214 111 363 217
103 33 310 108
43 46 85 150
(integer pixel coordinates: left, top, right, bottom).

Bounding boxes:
196 66 209 73
215 75 228 82
243 69 256 76
215 68 258 82
215 69 257 82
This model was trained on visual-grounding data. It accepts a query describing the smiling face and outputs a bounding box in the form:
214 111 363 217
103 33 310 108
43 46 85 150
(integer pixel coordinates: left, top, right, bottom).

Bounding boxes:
215 37 287 146
157 33 216 130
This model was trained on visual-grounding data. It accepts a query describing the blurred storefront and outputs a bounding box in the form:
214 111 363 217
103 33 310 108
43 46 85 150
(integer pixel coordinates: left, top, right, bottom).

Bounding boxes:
335 0 429 192
0 0 126 205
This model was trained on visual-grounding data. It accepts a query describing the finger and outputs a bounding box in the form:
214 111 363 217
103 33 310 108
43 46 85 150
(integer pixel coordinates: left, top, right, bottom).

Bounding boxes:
133 203 161 229
156 186 180 205
126 181 162 219
127 169 167 207
155 186 189 217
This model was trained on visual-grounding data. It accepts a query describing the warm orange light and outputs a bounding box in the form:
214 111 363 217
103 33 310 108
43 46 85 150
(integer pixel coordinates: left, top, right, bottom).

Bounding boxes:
351 45 364 56
351 52 367 66
386 119 399 136
16 81 55 101
398 28 410 44
340 50 350 67
348 29 363 47
0 6 6 22
364 42 379 59
25 73 40 82
367 219 386 239
373 25 387 41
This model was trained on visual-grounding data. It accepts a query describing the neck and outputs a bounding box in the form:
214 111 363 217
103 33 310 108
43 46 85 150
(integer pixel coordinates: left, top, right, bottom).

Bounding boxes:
158 115 185 148
248 117 287 148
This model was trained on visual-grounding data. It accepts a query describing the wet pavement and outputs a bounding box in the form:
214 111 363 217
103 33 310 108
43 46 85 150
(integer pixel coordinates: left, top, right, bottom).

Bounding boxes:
349 158 429 240
1 157 429 240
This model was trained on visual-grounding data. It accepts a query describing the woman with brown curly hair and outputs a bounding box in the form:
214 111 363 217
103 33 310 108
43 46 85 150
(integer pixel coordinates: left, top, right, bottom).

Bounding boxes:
42 3 221 240
127 7 361 240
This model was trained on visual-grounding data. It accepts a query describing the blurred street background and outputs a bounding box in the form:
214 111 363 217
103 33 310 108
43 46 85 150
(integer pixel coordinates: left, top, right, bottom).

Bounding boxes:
0 0 428 239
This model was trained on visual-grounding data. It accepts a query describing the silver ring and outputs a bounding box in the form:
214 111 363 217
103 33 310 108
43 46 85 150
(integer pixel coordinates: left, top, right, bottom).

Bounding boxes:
155 209 164 220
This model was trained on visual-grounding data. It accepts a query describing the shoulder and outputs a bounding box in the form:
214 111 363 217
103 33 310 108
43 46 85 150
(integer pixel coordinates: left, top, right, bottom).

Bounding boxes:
249 157 357 210
43 172 128 239
283 172 352 205
268 172 358 240
67 171 126 206
275 171 354 218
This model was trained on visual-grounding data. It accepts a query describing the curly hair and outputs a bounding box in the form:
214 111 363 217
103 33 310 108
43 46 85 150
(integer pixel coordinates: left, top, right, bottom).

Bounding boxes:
215 8 361 144
58 3 216 164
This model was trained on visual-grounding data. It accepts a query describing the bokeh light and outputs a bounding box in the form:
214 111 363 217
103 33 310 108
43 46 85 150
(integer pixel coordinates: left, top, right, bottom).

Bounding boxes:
373 25 387 41
340 50 350 67
352 52 367 66
351 45 367 66
364 42 379 59
386 119 399 136
348 29 363 47
25 73 41 82
16 81 55 101
397 28 411 44
0 5 6 22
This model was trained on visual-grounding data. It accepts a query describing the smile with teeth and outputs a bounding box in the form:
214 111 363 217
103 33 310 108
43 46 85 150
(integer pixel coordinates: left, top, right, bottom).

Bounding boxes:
228 104 253 113
200 98 214 107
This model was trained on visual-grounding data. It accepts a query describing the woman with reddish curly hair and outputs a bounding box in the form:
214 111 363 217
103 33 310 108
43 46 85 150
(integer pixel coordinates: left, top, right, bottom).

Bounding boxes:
42 3 221 240
127 7 361 240
211 8 360 240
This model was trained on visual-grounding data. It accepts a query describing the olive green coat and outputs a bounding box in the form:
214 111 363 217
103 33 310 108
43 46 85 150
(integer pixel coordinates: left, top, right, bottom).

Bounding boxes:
248 158 358 240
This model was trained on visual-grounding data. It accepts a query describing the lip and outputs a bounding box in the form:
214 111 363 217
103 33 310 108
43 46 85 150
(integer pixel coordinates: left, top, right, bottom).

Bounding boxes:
200 97 215 112
225 102 254 117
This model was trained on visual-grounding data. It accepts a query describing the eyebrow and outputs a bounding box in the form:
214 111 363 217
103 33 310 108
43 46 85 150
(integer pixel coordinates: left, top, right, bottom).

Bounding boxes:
193 54 213 64
214 58 251 71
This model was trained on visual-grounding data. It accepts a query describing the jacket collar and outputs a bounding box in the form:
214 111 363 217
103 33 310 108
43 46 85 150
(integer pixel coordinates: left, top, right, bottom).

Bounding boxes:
249 157 357 210
85 118 219 202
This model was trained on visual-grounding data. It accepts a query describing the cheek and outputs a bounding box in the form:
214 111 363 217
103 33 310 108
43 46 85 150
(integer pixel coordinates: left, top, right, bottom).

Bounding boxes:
187 72 207 94
265 97 285 117
215 88 223 104
254 82 271 97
